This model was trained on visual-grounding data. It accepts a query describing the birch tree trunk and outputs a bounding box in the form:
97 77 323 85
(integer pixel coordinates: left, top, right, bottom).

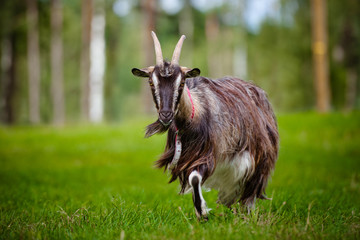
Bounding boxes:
233 0 247 80
233 46 247 79
89 0 106 123
50 0 65 125
26 0 41 123
80 0 92 121
179 0 193 66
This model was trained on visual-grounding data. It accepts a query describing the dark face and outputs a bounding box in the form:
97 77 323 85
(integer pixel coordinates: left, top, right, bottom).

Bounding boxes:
132 64 200 126
149 65 184 125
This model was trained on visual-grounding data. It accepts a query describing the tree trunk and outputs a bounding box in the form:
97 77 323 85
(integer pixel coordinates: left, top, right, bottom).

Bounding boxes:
311 0 331 112
339 19 359 111
26 0 41 123
179 0 193 66
89 0 106 123
233 46 247 79
0 34 16 124
205 13 221 78
222 29 233 77
345 69 357 111
50 0 65 125
233 0 247 80
141 0 156 115
80 0 92 121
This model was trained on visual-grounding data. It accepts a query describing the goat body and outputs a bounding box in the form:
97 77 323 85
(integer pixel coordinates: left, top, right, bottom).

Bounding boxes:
152 76 278 208
132 32 279 219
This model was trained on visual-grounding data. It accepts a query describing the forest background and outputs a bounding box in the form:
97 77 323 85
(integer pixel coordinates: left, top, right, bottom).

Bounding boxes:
1 0 359 125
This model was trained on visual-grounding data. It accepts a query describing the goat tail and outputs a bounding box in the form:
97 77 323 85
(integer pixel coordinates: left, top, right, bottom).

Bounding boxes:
240 154 276 207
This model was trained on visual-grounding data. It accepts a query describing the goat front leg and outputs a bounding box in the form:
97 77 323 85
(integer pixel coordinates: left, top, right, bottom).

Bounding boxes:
189 170 210 220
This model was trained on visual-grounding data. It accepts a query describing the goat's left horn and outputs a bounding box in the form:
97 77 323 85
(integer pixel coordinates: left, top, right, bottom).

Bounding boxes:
171 35 186 65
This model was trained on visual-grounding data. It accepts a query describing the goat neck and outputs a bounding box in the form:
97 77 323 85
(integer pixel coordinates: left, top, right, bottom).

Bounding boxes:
175 85 196 125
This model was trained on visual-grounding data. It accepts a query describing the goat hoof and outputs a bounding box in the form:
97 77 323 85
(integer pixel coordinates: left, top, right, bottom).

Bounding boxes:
196 213 208 222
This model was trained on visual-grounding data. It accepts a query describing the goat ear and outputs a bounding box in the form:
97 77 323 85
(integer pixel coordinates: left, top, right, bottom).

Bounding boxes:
182 67 201 78
131 67 154 78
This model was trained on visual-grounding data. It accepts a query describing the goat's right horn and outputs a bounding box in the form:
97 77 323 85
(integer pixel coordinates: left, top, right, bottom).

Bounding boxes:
171 35 186 65
151 31 163 65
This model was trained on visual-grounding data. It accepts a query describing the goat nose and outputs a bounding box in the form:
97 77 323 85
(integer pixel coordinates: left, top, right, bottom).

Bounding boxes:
159 111 173 119
159 111 174 124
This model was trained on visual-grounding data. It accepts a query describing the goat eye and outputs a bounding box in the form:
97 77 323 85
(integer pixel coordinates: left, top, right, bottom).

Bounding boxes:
180 82 184 87
149 80 153 86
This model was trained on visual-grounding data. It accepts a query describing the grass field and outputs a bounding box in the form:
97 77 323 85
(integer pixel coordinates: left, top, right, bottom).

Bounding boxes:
1 113 360 239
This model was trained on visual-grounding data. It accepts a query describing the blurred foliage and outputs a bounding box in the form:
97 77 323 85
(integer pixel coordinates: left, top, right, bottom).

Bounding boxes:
0 0 359 123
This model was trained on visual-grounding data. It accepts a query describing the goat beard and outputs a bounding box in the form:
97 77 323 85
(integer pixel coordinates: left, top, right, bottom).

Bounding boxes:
145 119 170 138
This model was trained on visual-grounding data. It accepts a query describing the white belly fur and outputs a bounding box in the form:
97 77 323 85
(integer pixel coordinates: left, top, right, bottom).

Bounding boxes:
204 151 254 206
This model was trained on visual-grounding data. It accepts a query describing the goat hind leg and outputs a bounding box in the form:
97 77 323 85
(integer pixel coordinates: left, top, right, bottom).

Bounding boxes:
189 170 210 220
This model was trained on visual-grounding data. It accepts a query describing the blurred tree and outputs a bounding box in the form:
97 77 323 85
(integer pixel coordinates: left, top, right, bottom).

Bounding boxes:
141 0 157 114
329 0 360 111
311 0 331 112
179 0 194 66
104 0 122 121
0 36 15 124
89 0 106 123
80 0 92 121
231 0 248 80
0 1 20 124
246 0 314 112
26 0 41 123
341 22 358 111
205 13 221 78
50 0 65 125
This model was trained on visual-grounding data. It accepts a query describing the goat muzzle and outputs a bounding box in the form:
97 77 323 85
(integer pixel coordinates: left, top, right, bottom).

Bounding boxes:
159 111 174 126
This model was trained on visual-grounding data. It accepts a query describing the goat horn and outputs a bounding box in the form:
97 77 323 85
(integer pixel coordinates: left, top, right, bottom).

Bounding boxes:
151 31 163 65
171 35 186 65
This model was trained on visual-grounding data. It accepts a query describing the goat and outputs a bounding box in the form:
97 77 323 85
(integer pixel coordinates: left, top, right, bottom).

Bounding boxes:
132 32 279 220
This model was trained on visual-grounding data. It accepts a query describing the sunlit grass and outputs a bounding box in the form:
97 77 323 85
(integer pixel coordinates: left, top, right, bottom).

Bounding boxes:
0 112 359 239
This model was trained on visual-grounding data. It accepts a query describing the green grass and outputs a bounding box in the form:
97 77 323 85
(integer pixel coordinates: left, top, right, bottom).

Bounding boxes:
1 113 360 239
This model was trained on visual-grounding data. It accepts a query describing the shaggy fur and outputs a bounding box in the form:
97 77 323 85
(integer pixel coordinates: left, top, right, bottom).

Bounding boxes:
147 74 279 207
133 32 279 213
